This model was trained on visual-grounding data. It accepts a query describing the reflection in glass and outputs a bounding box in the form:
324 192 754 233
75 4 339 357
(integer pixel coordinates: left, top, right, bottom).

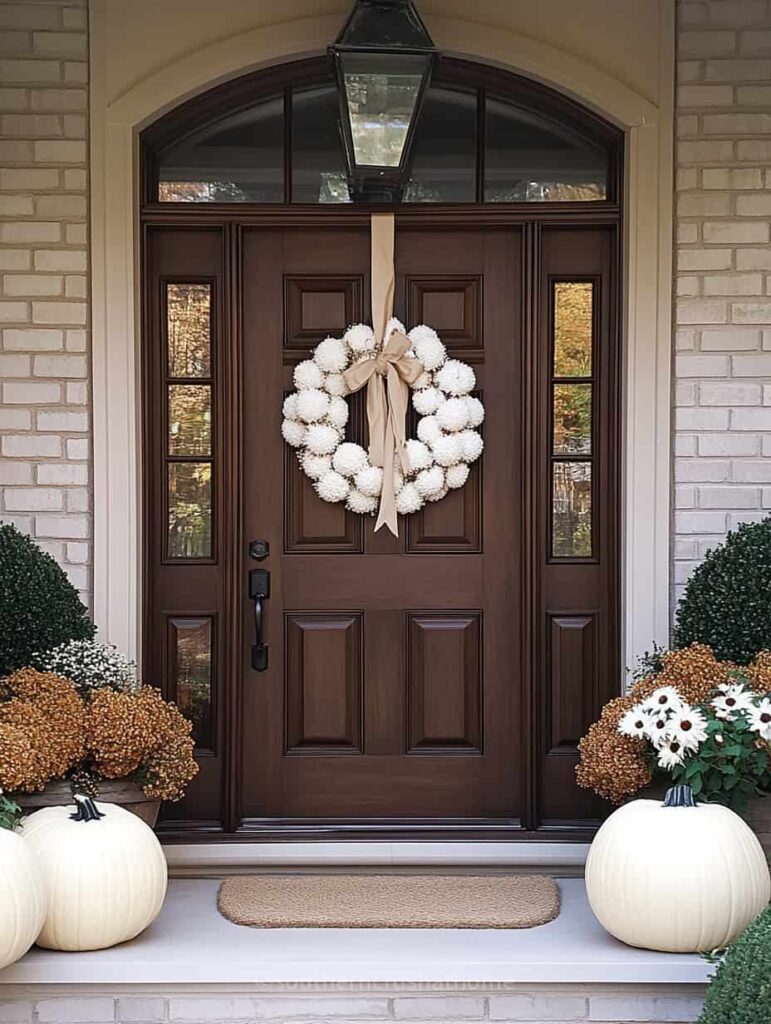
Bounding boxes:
172 617 213 749
292 85 351 204
485 97 608 202
166 284 211 378
404 86 476 202
158 96 283 202
553 384 592 455
340 53 424 169
168 462 212 559
168 384 211 456
554 282 593 377
552 461 592 558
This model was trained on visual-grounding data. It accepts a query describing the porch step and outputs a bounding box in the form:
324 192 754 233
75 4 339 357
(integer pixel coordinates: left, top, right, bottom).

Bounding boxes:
0 879 710 1023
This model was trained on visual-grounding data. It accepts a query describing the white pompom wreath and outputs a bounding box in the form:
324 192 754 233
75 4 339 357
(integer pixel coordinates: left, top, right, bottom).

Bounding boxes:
294 359 325 391
332 442 368 478
283 325 484 514
296 388 330 423
446 462 470 489
435 359 476 397
316 470 350 503
435 397 469 433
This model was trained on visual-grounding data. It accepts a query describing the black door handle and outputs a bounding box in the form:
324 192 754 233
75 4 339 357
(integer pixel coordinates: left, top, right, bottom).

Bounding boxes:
249 568 270 671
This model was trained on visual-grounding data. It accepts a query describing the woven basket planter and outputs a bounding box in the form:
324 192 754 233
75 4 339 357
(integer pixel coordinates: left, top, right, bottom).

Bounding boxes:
13 780 160 828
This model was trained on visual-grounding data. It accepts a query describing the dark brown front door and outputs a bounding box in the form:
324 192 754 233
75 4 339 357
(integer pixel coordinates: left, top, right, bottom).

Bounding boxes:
144 214 619 840
240 225 522 826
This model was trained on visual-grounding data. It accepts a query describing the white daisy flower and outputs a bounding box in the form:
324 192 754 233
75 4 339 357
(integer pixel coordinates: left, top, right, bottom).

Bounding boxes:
667 707 708 752
618 706 649 740
712 684 754 720
747 699 771 742
657 739 687 770
647 716 671 748
641 686 684 716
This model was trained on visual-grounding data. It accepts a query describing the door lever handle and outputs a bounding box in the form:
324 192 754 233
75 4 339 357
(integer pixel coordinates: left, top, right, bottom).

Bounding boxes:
249 568 270 671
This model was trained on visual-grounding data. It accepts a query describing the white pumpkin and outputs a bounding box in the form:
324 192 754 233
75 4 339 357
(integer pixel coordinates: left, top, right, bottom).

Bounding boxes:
0 827 46 969
586 785 771 953
21 797 168 952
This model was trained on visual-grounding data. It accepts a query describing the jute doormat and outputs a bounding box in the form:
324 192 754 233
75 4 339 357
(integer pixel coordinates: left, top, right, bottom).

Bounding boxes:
217 874 560 929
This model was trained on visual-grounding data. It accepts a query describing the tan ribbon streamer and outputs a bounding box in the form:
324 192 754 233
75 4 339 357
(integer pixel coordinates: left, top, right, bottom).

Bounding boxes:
343 213 423 536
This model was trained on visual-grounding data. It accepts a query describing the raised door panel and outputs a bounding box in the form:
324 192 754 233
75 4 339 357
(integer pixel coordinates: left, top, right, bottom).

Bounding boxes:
285 613 363 753
406 460 481 553
406 276 482 361
284 276 363 350
284 446 363 553
407 612 482 753
547 613 597 753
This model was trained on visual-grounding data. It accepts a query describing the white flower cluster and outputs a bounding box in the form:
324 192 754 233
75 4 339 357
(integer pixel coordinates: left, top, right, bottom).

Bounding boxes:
32 639 139 693
618 681 771 770
281 321 485 515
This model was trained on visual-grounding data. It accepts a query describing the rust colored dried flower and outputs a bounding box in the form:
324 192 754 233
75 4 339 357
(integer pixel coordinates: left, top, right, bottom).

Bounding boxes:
576 693 653 804
87 685 197 801
655 643 732 705
0 669 86 791
746 650 771 695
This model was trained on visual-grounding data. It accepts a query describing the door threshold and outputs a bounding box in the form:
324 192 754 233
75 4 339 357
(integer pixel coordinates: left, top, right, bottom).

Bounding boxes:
164 840 590 877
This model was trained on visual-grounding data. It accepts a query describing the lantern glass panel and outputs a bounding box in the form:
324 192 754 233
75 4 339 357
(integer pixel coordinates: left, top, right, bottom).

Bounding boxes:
340 52 427 169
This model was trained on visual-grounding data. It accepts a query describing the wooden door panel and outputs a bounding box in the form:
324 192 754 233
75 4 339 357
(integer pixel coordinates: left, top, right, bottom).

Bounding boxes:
406 276 483 358
284 275 363 349
406 461 482 552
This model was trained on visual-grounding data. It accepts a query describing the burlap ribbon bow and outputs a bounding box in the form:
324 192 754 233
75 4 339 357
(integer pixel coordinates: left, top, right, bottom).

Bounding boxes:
342 214 425 537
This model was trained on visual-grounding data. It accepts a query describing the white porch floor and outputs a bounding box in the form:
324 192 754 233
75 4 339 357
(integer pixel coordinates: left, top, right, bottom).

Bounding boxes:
0 878 712 987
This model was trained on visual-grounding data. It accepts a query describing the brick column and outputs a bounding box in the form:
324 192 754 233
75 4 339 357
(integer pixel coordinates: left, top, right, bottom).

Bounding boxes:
674 0 771 607
0 0 90 605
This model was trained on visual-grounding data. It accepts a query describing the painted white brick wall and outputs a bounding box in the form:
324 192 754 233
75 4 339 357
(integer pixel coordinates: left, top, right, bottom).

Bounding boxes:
0 0 90 606
675 0 771 607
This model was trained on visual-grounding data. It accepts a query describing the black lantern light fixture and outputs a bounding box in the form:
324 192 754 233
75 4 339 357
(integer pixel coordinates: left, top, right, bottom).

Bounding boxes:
329 0 437 202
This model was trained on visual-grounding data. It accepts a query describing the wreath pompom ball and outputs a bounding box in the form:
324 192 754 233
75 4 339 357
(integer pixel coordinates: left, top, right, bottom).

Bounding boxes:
305 424 340 456
435 359 476 397
465 396 485 428
314 336 349 373
409 326 446 372
284 322 483 523
347 489 379 514
344 323 376 353
415 465 445 499
395 482 424 515
282 419 306 448
430 434 464 468
412 386 445 416
416 415 442 446
355 465 383 497
459 430 484 463
436 397 470 433
327 395 349 429
316 471 350 503
446 463 470 489
332 442 369 478
325 373 349 397
302 453 332 481
293 359 324 391
406 439 433 473
296 388 330 423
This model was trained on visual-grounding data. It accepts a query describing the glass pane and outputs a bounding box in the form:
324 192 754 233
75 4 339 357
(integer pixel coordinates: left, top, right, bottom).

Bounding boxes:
554 384 592 455
168 384 211 456
554 282 593 377
292 85 351 204
341 52 425 168
485 97 608 202
404 86 477 203
166 284 211 379
158 95 283 202
168 461 212 559
552 461 592 558
171 617 213 749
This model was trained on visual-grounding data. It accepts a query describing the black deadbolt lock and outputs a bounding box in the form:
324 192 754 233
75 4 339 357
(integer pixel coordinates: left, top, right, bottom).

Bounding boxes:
249 538 269 561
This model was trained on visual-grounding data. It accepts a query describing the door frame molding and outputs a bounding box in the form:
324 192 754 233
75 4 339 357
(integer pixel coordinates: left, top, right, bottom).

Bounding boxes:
90 11 674 819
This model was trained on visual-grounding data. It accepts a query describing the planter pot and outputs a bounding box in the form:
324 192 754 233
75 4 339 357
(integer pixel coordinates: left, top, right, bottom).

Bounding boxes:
13 781 160 828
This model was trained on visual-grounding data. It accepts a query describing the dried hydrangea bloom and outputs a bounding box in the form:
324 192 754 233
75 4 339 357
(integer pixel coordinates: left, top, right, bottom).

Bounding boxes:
0 669 86 790
746 650 771 695
0 722 39 791
655 644 733 705
135 687 198 802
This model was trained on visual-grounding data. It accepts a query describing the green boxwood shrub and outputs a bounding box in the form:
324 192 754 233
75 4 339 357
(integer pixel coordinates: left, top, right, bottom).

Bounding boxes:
674 518 771 665
0 522 94 677
698 908 771 1024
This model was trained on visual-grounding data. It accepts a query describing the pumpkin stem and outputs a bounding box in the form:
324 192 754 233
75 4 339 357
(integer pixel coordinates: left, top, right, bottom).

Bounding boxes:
70 793 105 822
663 784 697 808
